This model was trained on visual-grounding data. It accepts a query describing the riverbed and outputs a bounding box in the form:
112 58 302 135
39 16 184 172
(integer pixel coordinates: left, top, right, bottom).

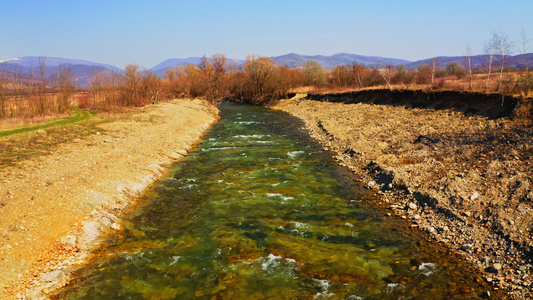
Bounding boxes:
52 103 502 299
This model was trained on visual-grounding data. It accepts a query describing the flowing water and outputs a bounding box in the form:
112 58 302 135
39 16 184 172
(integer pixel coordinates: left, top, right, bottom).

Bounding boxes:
53 103 500 299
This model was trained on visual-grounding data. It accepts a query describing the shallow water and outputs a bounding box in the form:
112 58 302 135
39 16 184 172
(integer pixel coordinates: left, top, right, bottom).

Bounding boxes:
54 103 500 299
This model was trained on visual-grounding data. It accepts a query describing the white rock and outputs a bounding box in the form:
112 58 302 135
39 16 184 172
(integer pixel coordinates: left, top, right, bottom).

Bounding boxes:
492 263 502 272
365 181 376 189
470 192 479 201
41 270 64 283
78 221 101 250
60 235 77 250
408 202 417 210
111 222 123 231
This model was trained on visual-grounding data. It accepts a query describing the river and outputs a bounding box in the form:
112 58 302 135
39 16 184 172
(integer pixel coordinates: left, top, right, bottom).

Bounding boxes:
52 103 500 299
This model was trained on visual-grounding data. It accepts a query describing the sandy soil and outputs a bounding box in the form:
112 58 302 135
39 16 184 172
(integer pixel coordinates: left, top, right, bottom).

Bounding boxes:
271 94 533 299
0 99 218 299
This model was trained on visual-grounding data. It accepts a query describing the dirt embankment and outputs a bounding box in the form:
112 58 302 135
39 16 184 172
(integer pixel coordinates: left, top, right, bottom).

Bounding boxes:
0 99 219 299
301 89 519 119
272 91 533 299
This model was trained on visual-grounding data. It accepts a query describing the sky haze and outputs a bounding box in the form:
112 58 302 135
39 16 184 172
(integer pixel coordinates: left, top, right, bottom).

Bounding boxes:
1 0 532 68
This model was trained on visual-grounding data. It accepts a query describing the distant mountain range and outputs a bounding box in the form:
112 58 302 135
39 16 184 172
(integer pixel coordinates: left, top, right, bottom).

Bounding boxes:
0 56 120 87
150 57 246 76
405 54 533 70
2 53 533 87
147 52 533 75
271 53 411 69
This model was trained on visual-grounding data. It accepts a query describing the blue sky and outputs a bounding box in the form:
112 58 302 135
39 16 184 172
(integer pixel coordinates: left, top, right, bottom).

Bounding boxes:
1 0 532 68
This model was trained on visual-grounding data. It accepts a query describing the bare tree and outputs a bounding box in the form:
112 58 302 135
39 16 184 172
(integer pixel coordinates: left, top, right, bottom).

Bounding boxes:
519 27 531 72
90 69 104 105
243 55 276 103
0 67 6 118
55 64 75 113
378 62 394 90
123 64 141 106
430 58 439 88
211 54 228 100
465 45 473 90
349 63 366 88
303 60 327 87
484 35 498 90
493 30 513 91
31 57 49 116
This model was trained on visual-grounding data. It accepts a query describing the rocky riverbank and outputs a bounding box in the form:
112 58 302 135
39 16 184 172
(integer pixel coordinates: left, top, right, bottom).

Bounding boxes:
0 99 218 299
270 92 533 299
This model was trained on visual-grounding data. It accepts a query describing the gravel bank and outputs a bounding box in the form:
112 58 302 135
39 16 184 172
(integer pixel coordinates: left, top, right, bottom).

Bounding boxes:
271 93 533 299
0 99 218 299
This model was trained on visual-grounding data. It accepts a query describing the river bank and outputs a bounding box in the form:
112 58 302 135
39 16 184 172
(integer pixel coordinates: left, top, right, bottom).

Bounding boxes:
0 99 219 299
270 92 533 299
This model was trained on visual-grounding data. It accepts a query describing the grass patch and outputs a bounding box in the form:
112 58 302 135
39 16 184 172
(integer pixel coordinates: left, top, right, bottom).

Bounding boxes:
0 111 104 166
0 107 96 137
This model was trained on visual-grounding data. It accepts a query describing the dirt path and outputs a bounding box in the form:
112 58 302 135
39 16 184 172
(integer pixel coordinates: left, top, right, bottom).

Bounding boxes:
271 95 533 299
0 99 218 299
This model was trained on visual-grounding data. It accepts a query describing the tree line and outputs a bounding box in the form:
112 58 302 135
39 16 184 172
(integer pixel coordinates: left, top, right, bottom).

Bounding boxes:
0 57 75 119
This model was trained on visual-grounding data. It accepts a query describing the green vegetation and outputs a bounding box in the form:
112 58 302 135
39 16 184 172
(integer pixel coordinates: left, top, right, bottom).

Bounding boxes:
0 107 94 137
0 109 102 166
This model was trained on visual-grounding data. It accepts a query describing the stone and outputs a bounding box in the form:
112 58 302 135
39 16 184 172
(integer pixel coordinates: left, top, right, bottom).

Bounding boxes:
111 222 123 231
470 192 479 201
461 244 473 251
364 181 376 189
60 235 77 251
491 263 502 273
176 149 188 156
41 270 63 283
427 227 436 234
408 202 417 210
78 221 101 250
414 214 420 220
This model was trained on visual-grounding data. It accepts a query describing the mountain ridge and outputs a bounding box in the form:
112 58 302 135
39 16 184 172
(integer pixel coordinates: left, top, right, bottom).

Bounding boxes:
0 56 120 87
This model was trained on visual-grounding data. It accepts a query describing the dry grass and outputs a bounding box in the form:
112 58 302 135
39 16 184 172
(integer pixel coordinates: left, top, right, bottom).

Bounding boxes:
0 113 70 130
0 116 102 166
312 71 533 98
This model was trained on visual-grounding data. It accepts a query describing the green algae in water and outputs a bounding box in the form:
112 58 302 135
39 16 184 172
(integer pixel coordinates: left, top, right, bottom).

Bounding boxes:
53 103 502 299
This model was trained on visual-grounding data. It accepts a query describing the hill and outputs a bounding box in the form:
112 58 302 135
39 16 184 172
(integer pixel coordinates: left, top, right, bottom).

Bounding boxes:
271 52 411 69
0 56 119 88
406 53 533 70
150 57 204 76
149 57 246 76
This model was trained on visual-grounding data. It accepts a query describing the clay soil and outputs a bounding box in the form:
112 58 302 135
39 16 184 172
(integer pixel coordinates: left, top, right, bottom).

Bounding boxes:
0 99 218 299
271 92 533 299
